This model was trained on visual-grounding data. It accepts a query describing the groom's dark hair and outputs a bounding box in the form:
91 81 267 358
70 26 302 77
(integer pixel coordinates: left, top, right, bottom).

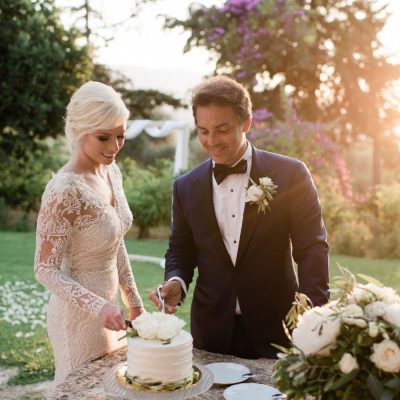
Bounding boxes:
192 75 252 124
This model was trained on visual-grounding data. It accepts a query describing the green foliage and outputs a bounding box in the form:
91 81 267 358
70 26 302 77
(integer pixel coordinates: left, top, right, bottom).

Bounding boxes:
0 0 90 207
250 97 352 199
119 159 174 239
331 220 373 258
319 182 400 259
0 197 8 228
371 184 400 259
169 0 400 140
0 138 68 214
319 183 353 234
0 0 90 141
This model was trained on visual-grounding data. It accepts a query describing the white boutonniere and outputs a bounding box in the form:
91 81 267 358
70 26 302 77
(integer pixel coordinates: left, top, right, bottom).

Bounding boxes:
245 176 277 213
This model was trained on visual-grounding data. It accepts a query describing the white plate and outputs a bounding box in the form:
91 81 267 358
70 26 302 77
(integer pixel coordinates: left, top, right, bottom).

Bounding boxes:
205 362 251 385
223 383 284 400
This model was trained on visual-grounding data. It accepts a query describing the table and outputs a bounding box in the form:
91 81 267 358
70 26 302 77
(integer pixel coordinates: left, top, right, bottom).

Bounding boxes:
53 347 276 399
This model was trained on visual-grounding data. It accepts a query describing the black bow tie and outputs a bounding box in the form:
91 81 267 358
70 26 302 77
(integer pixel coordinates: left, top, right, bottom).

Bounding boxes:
213 159 247 185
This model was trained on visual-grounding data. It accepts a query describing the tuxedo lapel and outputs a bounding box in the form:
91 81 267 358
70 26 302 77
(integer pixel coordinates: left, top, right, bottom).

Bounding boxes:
191 160 234 268
236 148 277 267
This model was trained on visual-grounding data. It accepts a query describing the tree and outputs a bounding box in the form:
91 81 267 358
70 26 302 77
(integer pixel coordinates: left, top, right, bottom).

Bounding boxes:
120 158 173 238
67 0 155 53
166 0 400 185
0 0 91 207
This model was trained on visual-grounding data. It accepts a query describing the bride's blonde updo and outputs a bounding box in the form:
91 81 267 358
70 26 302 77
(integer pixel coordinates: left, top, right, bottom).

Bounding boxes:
65 81 129 151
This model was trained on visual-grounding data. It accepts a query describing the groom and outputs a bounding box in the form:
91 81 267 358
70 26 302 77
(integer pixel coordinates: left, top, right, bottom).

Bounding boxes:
150 76 329 358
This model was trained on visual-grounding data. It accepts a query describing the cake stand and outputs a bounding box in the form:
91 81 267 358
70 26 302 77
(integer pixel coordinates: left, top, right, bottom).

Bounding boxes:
103 363 214 399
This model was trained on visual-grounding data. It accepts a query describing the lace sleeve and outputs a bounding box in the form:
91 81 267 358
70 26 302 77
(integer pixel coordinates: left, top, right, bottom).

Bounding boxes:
117 240 143 308
34 180 108 317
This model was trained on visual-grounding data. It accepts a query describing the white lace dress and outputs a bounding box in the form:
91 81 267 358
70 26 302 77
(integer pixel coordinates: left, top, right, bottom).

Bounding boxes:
34 162 143 385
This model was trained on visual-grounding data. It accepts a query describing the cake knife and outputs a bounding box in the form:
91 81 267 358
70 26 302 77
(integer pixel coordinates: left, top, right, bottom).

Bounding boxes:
125 320 133 328
156 285 165 313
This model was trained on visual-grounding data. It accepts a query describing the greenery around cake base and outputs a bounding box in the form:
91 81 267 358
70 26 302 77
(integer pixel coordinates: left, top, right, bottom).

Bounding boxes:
116 366 201 393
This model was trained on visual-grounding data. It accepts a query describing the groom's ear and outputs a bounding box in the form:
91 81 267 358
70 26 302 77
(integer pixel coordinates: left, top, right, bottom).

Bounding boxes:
243 115 252 133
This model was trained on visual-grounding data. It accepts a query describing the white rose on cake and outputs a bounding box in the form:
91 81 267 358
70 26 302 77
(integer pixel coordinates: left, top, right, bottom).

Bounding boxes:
132 312 185 341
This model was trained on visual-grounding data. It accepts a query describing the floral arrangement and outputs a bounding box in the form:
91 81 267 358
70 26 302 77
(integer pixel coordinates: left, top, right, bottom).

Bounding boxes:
273 268 400 399
130 312 185 342
245 176 277 213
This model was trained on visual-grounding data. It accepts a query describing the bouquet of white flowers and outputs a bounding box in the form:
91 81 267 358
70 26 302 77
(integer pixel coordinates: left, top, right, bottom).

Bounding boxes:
273 268 400 400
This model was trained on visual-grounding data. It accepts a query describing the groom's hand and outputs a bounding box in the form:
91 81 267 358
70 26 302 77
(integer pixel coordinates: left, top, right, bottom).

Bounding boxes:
149 281 183 314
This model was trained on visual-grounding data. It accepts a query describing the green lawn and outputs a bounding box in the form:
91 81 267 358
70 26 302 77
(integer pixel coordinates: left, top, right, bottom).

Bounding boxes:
0 230 400 384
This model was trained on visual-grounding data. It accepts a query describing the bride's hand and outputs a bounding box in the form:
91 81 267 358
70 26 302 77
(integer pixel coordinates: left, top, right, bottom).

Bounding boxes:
99 303 126 331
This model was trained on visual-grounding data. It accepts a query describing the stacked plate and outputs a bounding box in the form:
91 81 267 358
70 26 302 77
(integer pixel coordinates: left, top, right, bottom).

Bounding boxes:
205 362 286 400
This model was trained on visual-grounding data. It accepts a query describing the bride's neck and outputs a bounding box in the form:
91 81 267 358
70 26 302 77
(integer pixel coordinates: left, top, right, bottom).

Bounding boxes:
65 150 104 176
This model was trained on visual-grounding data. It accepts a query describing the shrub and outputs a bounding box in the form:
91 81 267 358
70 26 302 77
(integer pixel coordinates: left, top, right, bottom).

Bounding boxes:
119 158 173 239
319 179 354 237
0 197 8 228
331 220 372 257
372 184 400 259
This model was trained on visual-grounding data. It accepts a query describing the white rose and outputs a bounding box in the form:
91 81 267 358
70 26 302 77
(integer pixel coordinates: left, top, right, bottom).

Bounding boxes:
365 301 390 319
338 353 359 374
370 339 400 373
259 177 273 187
368 322 379 338
132 312 185 340
158 314 185 340
245 185 263 202
349 286 374 304
158 320 179 340
154 312 169 323
362 284 400 304
340 304 366 327
384 303 400 327
134 318 159 339
378 287 400 304
292 306 341 356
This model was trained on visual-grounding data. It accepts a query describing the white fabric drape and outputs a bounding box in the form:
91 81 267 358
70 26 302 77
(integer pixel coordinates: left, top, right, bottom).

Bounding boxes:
125 120 190 175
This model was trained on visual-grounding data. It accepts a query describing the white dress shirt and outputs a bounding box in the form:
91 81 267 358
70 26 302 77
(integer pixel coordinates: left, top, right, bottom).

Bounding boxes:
170 142 252 314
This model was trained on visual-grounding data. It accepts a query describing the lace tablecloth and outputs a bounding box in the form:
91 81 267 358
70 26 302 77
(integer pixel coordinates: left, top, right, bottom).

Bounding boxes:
53 347 276 399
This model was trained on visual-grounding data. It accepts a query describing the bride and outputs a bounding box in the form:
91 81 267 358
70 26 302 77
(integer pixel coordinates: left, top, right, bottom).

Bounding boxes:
34 81 144 385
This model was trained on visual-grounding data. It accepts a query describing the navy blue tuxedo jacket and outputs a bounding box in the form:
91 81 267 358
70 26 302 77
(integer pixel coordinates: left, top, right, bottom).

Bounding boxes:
165 146 329 356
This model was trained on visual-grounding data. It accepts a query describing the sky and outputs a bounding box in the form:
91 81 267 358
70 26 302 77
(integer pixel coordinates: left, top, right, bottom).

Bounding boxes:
57 0 225 74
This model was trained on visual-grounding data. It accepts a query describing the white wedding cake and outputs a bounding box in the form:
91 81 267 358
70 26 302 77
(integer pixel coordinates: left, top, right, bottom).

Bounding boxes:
125 312 194 391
